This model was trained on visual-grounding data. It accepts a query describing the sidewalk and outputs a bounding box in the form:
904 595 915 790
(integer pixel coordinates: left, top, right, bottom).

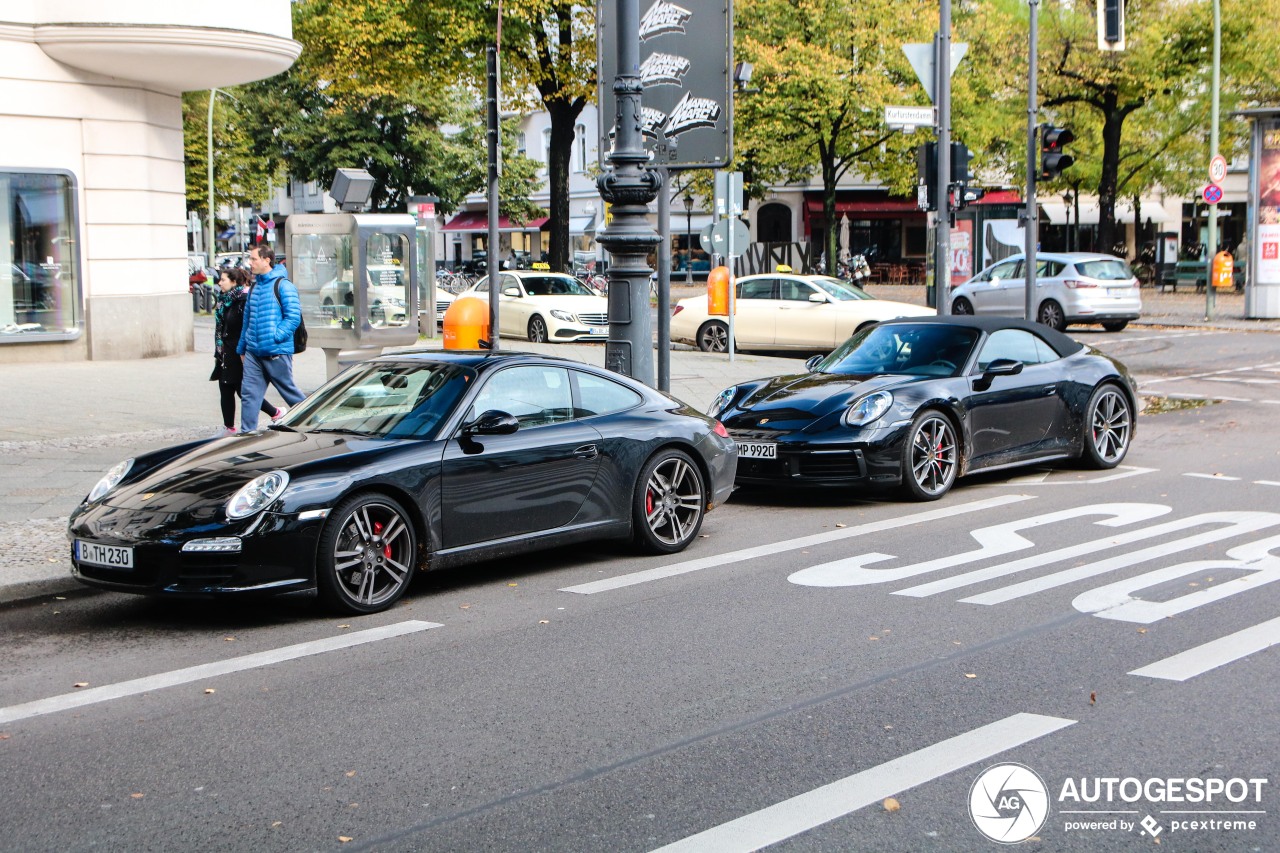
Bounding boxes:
2 285 1276 603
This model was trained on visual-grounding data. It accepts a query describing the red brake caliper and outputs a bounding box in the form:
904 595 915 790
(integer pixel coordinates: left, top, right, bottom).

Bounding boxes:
646 490 654 515
374 521 390 558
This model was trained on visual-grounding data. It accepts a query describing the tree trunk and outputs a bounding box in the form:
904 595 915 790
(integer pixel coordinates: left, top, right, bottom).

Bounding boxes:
545 100 579 273
1097 92 1124 254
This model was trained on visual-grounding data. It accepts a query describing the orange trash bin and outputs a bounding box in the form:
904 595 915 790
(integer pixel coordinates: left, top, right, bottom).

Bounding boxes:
1212 250 1235 290
442 297 491 349
707 265 731 316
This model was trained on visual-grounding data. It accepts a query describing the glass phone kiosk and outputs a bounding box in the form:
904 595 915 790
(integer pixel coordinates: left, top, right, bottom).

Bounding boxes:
286 213 420 378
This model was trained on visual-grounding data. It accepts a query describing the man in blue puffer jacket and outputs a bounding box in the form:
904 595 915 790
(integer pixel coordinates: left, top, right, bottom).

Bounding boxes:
237 244 307 432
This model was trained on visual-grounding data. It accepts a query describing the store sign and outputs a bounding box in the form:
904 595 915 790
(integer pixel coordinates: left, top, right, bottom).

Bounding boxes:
597 0 732 169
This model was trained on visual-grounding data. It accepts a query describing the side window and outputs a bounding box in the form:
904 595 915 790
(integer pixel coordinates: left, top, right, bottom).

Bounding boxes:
777 279 813 301
573 371 643 417
1032 336 1061 364
470 366 573 427
989 260 1019 281
738 278 775 300
501 273 521 294
976 329 1050 371
1039 260 1065 277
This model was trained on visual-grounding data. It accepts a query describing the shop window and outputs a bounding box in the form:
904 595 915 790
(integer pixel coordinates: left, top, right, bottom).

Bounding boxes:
1 171 81 341
904 223 927 257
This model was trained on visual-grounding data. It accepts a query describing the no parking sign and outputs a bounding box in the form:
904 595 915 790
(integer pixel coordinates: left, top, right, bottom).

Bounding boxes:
1203 183 1224 205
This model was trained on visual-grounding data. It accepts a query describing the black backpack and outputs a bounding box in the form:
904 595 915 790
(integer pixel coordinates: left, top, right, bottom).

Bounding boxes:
273 280 309 354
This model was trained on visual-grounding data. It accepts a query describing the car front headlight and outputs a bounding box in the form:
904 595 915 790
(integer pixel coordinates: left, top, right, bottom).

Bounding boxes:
708 386 738 417
549 309 575 322
226 471 291 520
87 458 134 503
843 391 893 427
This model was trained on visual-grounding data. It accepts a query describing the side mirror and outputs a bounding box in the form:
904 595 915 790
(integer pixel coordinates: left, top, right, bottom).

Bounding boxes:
463 409 519 435
984 358 1024 377
808 292 827 304
502 286 522 298
805 354 824 372
990 276 1001 285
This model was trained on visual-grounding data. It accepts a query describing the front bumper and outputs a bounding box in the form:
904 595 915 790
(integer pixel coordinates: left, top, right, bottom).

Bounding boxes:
729 425 907 488
68 503 324 597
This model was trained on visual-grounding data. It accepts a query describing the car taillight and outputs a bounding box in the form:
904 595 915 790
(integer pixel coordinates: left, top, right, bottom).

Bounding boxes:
672 304 684 316
713 420 729 438
1063 279 1097 289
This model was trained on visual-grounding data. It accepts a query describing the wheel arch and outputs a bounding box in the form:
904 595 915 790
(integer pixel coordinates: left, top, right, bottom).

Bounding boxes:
640 440 713 506
321 484 433 574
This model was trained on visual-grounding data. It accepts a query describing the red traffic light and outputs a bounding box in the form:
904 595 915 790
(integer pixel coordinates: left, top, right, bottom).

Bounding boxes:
1038 125 1075 181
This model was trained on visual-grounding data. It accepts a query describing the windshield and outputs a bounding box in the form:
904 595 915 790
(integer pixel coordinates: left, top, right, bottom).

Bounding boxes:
810 276 873 301
522 275 598 296
815 323 980 377
287 362 474 440
1073 259 1134 281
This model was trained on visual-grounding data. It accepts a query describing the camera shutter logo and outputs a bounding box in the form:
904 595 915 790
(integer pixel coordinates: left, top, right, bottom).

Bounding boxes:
969 763 1051 844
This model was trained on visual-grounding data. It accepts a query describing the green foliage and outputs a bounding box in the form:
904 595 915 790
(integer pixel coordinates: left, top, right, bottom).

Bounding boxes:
182 90 279 220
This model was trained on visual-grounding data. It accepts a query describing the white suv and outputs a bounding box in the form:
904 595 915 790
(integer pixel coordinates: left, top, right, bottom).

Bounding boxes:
950 252 1142 332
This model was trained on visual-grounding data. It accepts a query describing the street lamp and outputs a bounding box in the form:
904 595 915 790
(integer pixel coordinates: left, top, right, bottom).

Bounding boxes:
1062 191 1074 252
683 194 695 285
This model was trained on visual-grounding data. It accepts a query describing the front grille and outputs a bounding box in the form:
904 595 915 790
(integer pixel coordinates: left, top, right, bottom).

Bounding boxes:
797 451 864 478
737 457 789 479
436 300 451 312
576 312 608 326
735 447 867 482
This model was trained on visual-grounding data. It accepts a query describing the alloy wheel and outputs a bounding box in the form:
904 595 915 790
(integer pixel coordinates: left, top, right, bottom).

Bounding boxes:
529 316 549 343
952 297 974 315
644 456 704 547
1088 386 1132 465
907 414 957 499
699 322 728 352
330 500 414 609
1037 300 1066 331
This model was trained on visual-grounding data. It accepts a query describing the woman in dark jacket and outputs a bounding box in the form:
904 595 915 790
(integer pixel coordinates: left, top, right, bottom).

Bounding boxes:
211 267 283 435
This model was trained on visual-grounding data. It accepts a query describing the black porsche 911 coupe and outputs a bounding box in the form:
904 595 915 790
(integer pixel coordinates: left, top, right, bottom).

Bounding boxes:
708 316 1137 501
69 351 737 614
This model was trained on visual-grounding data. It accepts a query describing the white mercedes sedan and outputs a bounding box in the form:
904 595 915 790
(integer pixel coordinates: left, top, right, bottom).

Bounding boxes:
461 269 610 342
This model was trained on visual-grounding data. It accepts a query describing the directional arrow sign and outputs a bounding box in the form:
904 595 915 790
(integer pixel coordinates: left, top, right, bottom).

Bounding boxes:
902 42 968 104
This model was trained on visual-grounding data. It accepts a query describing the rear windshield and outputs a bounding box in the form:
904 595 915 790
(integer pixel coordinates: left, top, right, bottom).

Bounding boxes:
1073 259 1134 281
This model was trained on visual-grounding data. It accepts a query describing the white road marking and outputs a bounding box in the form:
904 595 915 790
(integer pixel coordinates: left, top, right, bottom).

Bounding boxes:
1184 472 1243 481
960 512 1280 606
1256 481 1280 487
1205 377 1280 385
1140 360 1280 387
647 713 1075 853
560 495 1035 595
1002 465 1157 486
0 620 442 726
790 504 1170 588
1130 615 1280 682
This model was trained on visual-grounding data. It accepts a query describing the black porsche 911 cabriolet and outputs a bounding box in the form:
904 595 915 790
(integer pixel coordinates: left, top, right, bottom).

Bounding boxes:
708 316 1137 501
69 351 737 614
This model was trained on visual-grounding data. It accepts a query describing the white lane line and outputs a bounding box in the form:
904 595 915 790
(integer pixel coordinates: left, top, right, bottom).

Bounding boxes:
648 713 1075 853
560 494 1034 595
1256 481 1280 487
0 620 442 726
1130 616 1280 682
1184 472 1243 481
1004 466 1156 487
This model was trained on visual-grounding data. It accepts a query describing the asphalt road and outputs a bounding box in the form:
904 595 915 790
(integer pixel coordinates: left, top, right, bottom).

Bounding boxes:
2 330 1279 852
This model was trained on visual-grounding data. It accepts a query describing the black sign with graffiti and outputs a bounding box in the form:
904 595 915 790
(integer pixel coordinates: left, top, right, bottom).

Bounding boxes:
597 0 732 169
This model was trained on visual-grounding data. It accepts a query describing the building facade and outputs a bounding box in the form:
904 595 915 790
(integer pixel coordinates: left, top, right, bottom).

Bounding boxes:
0 2 299 363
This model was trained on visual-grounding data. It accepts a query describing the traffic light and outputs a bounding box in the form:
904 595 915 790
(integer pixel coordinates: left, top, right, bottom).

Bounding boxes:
950 141 973 184
1039 125 1075 182
1098 0 1125 51
917 141 937 211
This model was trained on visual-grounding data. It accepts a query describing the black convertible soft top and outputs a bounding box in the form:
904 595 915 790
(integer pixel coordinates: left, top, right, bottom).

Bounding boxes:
878 315 1084 358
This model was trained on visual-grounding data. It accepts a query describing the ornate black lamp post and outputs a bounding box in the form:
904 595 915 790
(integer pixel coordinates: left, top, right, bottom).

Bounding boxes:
596 0 661 385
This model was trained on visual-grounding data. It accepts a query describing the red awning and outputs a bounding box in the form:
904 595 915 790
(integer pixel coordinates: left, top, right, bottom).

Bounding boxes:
442 211 550 232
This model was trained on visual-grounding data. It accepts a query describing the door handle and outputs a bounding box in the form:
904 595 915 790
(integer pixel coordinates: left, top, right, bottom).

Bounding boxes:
574 444 598 459
1043 385 1057 395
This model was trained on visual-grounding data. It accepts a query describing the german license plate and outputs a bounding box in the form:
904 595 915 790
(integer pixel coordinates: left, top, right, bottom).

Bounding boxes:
76 540 134 569
736 441 777 459
589 326 608 336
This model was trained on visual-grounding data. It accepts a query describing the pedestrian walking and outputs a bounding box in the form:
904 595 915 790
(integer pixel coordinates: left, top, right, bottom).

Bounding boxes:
211 266 283 435
237 244 307 432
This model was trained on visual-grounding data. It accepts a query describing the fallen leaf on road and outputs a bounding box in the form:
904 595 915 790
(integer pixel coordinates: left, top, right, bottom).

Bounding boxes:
508 583 518 587
55 596 66 600
964 673 977 679
884 725 893 730
73 682 89 688
271 821 282 828
699 534 709 538
459 604 471 610
345 771 357 778
883 797 901 812
539 620 550 624
131 793 144 799
204 688 215 695
952 641 962 645
1137 628 1147 634
835 523 847 528
224 637 235 642
869 636 879 641
337 624 351 629
1090 691 1097 705
338 837 352 843
0 733 10 740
